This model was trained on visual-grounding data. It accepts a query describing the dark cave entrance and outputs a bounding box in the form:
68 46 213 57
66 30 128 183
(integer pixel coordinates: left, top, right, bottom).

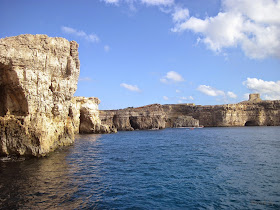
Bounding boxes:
244 120 258 126
129 116 140 130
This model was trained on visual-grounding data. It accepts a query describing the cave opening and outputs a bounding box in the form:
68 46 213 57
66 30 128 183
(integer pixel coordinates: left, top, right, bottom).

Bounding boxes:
244 120 258 126
0 64 28 116
129 116 140 130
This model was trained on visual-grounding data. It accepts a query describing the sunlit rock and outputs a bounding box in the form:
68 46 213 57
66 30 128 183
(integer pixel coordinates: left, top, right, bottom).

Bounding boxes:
0 34 80 156
100 94 280 130
72 97 116 134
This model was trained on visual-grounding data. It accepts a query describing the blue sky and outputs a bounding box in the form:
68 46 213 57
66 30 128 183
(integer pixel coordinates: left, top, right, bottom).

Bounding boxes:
1 0 280 109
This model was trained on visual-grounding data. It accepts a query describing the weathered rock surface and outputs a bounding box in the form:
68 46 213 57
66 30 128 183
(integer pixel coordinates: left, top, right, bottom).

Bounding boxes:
100 94 280 131
0 34 117 157
168 116 199 128
0 34 80 156
100 104 166 131
100 104 199 131
164 94 280 127
72 97 116 134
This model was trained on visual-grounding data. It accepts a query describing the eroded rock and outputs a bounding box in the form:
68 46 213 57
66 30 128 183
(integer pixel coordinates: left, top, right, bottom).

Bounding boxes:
100 104 167 131
0 34 80 156
100 94 280 130
72 97 116 134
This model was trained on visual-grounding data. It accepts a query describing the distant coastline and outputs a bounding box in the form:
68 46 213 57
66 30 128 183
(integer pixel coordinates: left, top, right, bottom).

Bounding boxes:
99 93 280 131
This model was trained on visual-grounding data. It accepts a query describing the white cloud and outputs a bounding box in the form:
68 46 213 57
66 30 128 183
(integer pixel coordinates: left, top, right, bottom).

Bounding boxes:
141 0 174 6
243 93 250 100
227 91 237 98
175 89 181 93
166 71 184 81
198 85 238 100
197 85 225 97
104 45 110 52
172 7 189 22
172 0 280 59
103 0 120 4
87 34 100 42
61 26 100 43
61 26 76 34
102 0 174 7
180 96 193 100
160 78 168 83
120 83 141 92
177 96 194 103
160 71 184 83
223 0 280 25
243 78 280 100
78 77 92 82
163 96 169 100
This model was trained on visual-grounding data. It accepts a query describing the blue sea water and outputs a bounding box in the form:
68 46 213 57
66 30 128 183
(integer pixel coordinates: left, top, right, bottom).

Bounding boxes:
0 127 280 209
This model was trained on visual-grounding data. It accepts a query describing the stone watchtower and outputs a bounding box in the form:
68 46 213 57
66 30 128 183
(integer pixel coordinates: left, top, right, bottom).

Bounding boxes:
248 93 262 103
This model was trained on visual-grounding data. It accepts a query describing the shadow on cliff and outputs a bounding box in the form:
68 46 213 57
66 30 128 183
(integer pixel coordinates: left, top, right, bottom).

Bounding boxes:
0 63 28 117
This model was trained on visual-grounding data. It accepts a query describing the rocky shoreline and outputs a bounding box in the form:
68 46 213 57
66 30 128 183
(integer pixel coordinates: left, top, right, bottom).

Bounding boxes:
0 34 114 157
1 34 279 157
100 93 280 131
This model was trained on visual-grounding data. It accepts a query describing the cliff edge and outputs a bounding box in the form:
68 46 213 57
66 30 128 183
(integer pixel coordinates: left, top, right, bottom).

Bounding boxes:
100 94 280 130
0 34 80 156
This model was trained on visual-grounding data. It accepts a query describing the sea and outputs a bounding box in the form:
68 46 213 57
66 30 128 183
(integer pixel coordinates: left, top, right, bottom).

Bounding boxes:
0 127 280 209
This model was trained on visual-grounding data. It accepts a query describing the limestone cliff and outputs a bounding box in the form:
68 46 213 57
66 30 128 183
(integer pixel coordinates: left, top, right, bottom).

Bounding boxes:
72 97 116 134
164 95 280 127
100 94 280 131
100 104 166 131
100 104 198 131
0 34 80 156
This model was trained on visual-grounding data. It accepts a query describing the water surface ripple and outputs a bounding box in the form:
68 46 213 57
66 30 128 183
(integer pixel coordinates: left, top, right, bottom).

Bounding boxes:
1 127 280 209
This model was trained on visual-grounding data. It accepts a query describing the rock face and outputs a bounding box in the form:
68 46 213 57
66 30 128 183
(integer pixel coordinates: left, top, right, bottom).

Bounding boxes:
0 34 80 156
100 104 198 131
100 94 280 131
72 97 116 134
168 116 199 128
100 104 166 131
164 94 280 127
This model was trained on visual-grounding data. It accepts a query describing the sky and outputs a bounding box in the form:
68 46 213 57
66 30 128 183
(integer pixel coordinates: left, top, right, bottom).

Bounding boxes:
1 0 280 109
